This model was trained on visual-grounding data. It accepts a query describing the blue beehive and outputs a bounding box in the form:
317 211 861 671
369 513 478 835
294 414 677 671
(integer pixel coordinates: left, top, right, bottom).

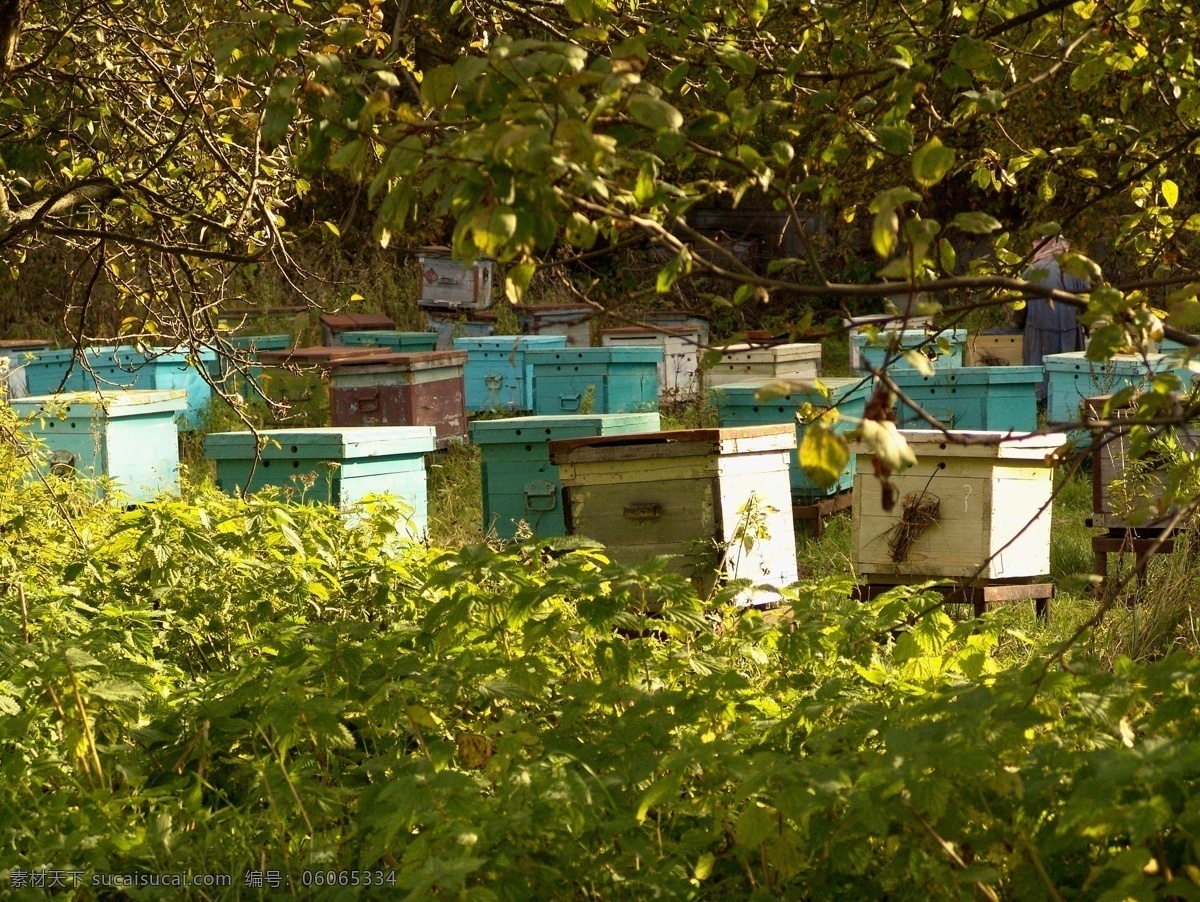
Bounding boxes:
712 377 872 498
888 366 1043 433
453 335 568 413
1044 352 1190 426
204 426 438 538
9 390 187 502
852 328 967 373
470 412 662 540
341 331 440 352
526 347 662 415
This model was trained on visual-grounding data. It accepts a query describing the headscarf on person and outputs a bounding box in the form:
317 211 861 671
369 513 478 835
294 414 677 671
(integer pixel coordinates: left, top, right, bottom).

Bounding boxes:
1029 235 1071 268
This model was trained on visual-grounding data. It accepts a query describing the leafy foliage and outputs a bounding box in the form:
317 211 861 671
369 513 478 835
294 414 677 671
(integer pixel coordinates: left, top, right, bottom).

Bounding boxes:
3 410 1200 898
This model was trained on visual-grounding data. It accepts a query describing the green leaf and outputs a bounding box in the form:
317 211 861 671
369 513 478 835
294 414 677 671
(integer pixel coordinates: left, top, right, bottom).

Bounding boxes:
876 125 913 155
628 94 684 132
912 138 956 187
421 65 458 107
902 349 935 376
799 423 850 489
505 262 536 303
719 46 757 77
1162 179 1179 209
950 212 1002 234
949 36 995 72
470 205 518 257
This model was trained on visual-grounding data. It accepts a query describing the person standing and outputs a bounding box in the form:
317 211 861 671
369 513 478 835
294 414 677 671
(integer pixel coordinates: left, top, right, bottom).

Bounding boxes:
1021 235 1090 398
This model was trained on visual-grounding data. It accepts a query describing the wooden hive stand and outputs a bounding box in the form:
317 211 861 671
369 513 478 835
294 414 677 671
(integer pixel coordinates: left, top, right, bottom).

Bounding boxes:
793 491 854 539
854 578 1054 620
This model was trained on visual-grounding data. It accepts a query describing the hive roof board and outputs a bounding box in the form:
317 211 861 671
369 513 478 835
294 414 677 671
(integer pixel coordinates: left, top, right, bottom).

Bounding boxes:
549 424 797 464
12 389 189 418
205 426 438 460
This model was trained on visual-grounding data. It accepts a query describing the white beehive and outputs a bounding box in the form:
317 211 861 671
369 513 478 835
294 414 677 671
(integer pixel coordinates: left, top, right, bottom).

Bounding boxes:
550 425 798 606
703 342 822 387
850 430 1065 582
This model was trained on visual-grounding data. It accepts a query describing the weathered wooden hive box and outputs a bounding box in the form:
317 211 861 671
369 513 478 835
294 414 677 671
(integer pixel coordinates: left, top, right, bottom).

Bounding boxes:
425 311 498 349
712 377 872 498
888 366 1043 433
340 331 439 353
644 311 711 349
453 335 567 413
527 347 662 415
1044 352 1189 427
703 342 822 388
10 390 187 502
850 430 1064 582
204 426 437 537
600 326 703 402
327 351 468 447
253 346 380 417
515 304 594 347
965 328 1024 366
320 313 395 346
549 425 799 605
417 254 494 311
852 328 967 373
470 412 662 540
1082 394 1200 530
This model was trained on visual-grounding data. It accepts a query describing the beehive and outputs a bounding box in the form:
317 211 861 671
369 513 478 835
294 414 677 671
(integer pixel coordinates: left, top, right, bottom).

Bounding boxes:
965 329 1024 366
425 311 498 349
852 328 967 373
600 326 703 402
327 351 467 447
1082 394 1200 530
0 339 51 398
1044 352 1189 426
712 377 872 498
550 425 798 606
10 390 187 502
453 335 567 412
643 311 711 349
340 331 440 353
850 430 1064 582
515 304 594 347
844 315 933 370
888 366 1043 434
526 347 662 415
320 313 395 346
225 334 291 354
470 412 661 540
703 342 823 387
204 426 437 537
417 254 494 311
253 346 382 423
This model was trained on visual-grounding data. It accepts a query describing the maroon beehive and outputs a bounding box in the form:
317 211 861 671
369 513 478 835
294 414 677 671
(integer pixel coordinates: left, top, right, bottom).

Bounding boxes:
327 351 468 448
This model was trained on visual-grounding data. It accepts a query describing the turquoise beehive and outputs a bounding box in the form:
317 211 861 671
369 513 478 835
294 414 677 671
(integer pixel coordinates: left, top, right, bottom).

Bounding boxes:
1044 352 1190 426
888 366 1043 433
203 426 437 537
712 377 872 498
526 347 662 415
341 331 440 352
852 328 967 373
9 390 187 502
470 412 661 540
453 334 568 412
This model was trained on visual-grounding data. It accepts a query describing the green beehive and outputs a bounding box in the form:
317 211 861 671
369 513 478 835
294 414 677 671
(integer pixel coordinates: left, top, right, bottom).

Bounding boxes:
341 331 440 352
712 377 871 499
10 390 187 502
888 366 1043 434
1044 352 1190 427
204 426 437 538
470 412 661 540
526 347 662 415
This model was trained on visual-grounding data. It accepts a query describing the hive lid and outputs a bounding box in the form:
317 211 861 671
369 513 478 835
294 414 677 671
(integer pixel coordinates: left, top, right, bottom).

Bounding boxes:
319 313 396 331
1043 351 1174 374
549 424 796 464
204 426 438 459
470 412 661 445
11 389 189 417
600 326 703 338
849 429 1067 461
514 303 593 315
711 376 871 404
342 330 437 342
851 328 968 344
452 335 567 351
525 346 664 364
257 346 381 366
981 327 1022 336
326 350 467 371
0 339 51 351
